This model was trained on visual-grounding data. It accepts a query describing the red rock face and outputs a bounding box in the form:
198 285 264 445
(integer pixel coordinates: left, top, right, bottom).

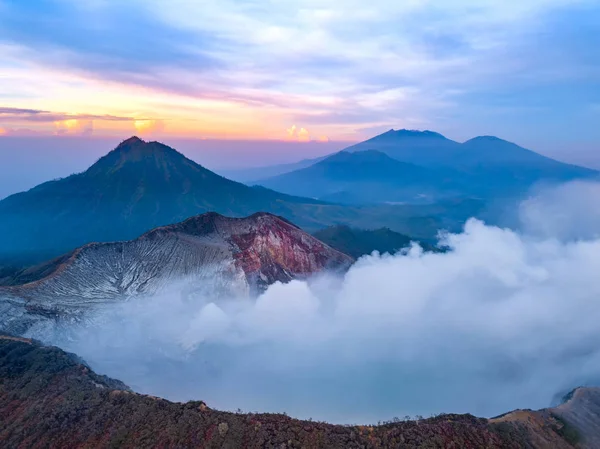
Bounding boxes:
167 211 354 292
226 213 353 290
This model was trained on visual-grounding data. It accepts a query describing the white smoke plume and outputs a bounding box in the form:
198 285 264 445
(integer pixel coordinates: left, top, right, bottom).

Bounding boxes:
56 181 600 424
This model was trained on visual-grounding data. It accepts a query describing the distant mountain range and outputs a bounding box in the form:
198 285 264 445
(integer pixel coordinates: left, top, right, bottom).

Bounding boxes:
345 130 595 176
1 129 584 267
258 149 470 204
218 155 329 183
345 129 459 166
255 130 597 204
2 335 599 448
0 135 486 267
0 212 352 339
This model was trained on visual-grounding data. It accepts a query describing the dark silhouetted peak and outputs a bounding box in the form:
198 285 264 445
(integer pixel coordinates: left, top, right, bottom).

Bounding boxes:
342 128 461 168
85 137 199 176
118 136 145 146
112 137 178 158
109 136 152 157
366 129 450 144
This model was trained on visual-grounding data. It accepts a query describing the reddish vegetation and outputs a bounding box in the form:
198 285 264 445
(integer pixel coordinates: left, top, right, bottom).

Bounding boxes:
153 211 354 291
1 336 595 449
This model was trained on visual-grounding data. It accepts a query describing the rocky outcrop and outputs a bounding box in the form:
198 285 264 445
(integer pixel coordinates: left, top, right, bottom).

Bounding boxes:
486 386 600 449
1 336 596 449
0 213 353 339
553 387 600 448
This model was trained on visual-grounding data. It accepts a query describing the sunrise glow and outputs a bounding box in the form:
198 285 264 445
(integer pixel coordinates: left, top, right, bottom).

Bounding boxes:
0 0 598 144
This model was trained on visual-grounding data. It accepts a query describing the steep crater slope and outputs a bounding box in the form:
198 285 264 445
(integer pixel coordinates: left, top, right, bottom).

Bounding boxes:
0 212 353 339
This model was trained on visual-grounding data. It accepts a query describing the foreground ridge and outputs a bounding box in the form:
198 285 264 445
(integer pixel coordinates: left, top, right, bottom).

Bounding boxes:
1 336 597 449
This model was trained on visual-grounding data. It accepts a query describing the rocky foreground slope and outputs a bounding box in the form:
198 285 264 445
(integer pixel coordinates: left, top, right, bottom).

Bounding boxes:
0 212 352 339
1 336 597 449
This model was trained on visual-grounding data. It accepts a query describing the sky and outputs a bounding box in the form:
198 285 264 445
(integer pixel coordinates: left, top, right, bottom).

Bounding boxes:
0 0 599 147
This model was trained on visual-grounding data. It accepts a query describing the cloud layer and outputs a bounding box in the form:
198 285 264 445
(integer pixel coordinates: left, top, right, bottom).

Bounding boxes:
0 0 599 142
47 181 600 424
0 106 161 136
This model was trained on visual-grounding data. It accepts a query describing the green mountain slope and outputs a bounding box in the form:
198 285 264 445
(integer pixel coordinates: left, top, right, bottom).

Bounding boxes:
313 225 438 258
0 137 326 263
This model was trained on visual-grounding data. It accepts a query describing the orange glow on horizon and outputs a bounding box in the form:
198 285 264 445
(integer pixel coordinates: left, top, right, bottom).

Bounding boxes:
286 125 317 142
0 67 355 141
297 128 310 142
63 119 78 129
134 119 165 135
53 118 93 135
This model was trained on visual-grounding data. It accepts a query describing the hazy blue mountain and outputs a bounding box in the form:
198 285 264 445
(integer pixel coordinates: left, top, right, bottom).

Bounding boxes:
345 129 461 167
458 136 595 175
257 130 597 204
257 150 469 204
0 137 330 264
217 155 331 183
346 129 596 180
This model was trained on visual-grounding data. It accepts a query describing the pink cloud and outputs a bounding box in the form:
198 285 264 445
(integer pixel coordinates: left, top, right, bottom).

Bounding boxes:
0 127 47 136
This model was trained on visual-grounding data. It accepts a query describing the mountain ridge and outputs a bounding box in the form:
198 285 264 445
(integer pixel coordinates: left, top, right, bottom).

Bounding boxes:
256 129 597 204
1 335 598 448
0 137 331 264
0 135 494 268
257 149 465 204
349 129 596 174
